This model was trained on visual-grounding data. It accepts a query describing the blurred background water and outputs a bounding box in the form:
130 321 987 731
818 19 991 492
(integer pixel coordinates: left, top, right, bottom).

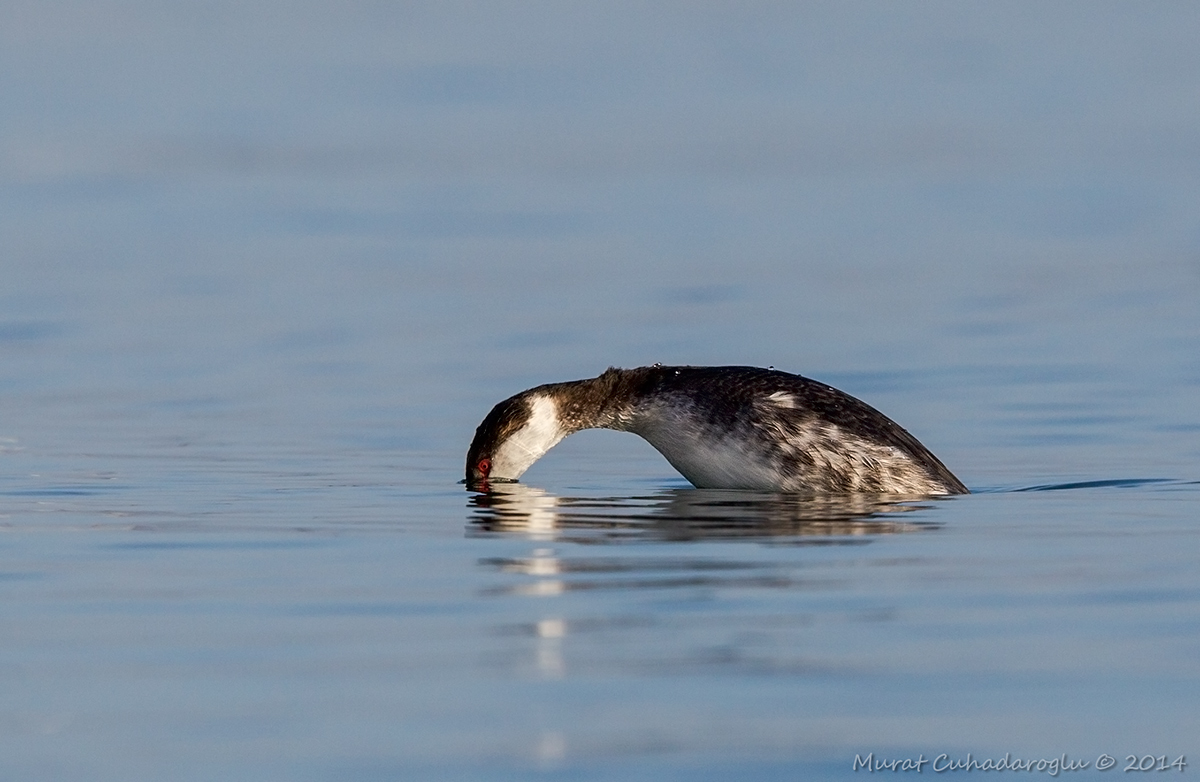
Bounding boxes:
2 2 1199 780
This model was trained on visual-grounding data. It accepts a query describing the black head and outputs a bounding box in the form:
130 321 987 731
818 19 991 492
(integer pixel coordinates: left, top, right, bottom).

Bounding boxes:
465 392 535 488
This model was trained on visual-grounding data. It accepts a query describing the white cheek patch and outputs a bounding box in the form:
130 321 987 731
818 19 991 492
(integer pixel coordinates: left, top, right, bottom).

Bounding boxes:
491 395 567 479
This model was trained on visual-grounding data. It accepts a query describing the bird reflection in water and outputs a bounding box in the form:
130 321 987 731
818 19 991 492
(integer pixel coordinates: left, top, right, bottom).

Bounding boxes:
472 483 949 746
464 375 960 716
467 482 942 543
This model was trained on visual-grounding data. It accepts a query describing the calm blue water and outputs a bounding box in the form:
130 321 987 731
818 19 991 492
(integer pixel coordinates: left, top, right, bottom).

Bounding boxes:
3 4 1200 780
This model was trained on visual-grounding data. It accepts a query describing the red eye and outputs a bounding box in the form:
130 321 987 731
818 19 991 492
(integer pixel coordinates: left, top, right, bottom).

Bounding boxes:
477 458 491 476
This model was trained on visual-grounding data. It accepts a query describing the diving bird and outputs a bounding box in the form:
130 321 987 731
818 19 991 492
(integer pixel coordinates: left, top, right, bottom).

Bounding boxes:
465 365 967 495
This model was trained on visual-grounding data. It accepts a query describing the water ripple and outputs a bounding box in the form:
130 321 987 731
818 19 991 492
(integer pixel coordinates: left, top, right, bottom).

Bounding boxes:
467 484 944 543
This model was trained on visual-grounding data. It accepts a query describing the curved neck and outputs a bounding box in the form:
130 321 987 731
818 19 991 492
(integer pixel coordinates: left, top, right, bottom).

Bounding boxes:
540 368 647 434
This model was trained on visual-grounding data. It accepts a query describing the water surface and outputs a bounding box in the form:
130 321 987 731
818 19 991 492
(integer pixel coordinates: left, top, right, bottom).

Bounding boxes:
3 3 1200 780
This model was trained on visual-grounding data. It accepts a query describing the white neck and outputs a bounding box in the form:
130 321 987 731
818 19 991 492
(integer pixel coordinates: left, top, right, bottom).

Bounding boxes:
490 395 567 480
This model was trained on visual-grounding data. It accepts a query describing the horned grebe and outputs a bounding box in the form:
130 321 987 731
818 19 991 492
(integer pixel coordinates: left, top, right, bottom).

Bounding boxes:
465 365 968 495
